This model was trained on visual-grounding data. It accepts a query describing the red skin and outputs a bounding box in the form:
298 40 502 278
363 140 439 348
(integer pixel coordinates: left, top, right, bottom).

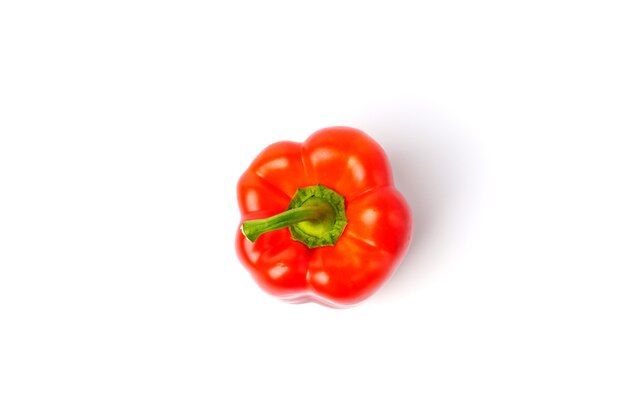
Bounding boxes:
236 127 412 307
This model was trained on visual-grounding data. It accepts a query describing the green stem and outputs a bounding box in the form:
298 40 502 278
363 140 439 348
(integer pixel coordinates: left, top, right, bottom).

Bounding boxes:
240 185 349 248
241 203 332 243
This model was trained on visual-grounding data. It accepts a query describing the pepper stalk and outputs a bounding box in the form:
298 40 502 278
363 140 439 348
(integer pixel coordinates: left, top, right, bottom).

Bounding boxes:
241 184 348 248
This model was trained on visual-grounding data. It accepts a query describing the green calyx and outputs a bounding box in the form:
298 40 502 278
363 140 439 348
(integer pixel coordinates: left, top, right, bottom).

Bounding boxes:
241 184 348 248
287 185 348 248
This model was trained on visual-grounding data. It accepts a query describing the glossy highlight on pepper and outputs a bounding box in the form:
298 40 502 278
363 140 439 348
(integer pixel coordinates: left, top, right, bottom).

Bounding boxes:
236 127 412 307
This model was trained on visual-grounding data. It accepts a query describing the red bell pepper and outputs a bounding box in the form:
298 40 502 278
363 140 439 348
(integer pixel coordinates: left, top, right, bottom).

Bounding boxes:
236 127 412 307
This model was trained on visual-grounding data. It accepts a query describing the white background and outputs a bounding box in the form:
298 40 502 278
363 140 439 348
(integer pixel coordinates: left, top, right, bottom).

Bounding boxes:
1 1 625 416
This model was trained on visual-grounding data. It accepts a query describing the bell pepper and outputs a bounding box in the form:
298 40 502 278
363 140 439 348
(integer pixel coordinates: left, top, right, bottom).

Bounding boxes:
236 127 412 307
